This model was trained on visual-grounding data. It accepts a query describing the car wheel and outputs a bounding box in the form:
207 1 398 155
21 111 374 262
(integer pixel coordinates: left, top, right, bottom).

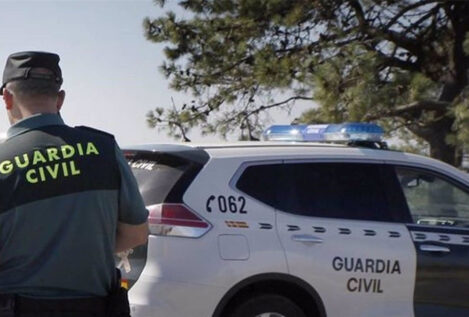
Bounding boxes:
228 293 307 317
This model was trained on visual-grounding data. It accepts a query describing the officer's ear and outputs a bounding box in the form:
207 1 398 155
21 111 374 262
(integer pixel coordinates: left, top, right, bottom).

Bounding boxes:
2 88 14 110
56 90 65 111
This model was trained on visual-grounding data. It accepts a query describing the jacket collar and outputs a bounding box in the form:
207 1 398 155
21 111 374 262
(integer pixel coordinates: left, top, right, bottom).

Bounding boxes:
7 113 65 139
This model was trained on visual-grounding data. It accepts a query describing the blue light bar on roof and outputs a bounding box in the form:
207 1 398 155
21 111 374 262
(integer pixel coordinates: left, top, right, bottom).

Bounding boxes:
263 125 307 141
262 122 384 143
324 122 384 142
302 124 329 141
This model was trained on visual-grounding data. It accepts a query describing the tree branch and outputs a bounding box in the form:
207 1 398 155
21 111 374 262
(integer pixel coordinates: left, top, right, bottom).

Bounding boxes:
364 100 450 121
403 4 441 38
207 56 253 78
348 0 366 25
247 96 312 117
171 97 191 142
218 95 312 128
376 51 420 72
385 0 441 29
348 0 423 56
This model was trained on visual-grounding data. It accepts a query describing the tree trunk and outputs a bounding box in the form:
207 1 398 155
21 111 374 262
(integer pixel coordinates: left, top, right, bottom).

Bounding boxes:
427 133 459 167
415 117 461 166
419 3 469 168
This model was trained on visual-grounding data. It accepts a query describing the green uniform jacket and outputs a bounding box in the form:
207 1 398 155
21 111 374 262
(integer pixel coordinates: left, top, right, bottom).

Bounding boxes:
0 113 148 298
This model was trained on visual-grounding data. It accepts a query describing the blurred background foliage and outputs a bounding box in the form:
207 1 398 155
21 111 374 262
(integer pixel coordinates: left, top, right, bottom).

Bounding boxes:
145 0 469 166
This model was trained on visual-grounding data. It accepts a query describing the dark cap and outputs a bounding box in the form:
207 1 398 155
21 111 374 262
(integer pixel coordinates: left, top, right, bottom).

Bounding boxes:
0 51 63 95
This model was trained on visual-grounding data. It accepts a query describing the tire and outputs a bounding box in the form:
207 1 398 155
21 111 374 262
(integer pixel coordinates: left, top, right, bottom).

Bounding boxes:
228 293 307 317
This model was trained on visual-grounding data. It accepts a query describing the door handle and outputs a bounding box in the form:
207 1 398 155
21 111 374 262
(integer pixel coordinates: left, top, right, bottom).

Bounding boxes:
419 244 450 253
292 234 323 244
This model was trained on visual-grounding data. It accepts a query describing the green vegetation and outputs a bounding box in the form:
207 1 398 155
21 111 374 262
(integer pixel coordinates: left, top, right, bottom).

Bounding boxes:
145 0 469 166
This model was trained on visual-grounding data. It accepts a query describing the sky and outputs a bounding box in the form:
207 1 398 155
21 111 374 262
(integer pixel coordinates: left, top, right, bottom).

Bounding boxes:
0 0 311 146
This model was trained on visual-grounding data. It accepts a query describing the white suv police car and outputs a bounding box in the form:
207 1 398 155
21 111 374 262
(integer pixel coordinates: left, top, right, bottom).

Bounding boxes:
118 123 469 317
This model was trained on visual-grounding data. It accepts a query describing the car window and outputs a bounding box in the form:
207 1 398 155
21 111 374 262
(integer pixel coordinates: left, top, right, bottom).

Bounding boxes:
237 162 395 222
127 152 194 205
236 164 281 208
396 167 469 227
276 163 393 222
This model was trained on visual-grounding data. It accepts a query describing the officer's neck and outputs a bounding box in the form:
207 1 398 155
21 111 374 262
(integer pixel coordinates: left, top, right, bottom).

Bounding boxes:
10 103 60 125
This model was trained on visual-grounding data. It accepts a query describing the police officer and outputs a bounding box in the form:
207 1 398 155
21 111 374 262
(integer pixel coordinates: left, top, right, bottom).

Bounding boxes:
0 51 149 316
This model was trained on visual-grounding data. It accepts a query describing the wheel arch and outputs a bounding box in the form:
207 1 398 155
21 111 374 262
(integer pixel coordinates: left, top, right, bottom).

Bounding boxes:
212 273 326 317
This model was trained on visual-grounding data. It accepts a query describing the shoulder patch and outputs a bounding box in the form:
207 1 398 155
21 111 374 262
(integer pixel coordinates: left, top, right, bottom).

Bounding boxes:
74 126 115 139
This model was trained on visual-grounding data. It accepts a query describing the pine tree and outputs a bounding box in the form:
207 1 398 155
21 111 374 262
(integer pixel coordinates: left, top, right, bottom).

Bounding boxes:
145 0 469 166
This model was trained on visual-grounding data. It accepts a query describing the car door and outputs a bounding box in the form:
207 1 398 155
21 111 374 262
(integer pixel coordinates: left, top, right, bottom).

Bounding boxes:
275 161 417 317
393 166 469 317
